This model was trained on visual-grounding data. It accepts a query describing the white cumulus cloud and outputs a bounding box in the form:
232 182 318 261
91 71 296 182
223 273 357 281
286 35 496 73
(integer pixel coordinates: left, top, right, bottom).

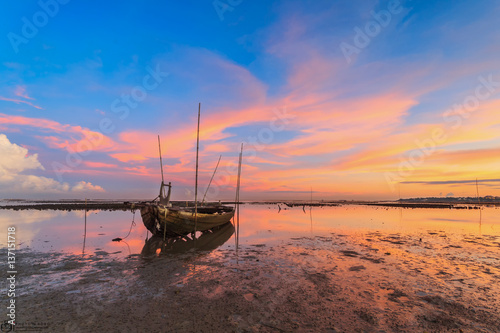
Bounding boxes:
72 181 104 193
0 134 43 175
0 134 105 196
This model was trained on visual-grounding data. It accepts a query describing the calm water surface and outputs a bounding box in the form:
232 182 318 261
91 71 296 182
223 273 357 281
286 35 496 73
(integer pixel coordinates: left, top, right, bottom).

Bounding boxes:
0 204 498 257
1 204 498 332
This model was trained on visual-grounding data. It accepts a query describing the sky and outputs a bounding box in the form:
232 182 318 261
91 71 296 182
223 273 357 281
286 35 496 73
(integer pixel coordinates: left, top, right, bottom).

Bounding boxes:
1 0 500 201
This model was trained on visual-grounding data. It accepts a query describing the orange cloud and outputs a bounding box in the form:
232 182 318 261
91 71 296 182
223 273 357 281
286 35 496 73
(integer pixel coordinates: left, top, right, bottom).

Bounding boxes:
110 153 148 163
332 99 500 175
3 42 499 200
103 52 500 200
112 104 277 169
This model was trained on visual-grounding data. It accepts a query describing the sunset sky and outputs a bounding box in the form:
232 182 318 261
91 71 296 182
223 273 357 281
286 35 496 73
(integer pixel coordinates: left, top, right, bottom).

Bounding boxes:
1 0 499 201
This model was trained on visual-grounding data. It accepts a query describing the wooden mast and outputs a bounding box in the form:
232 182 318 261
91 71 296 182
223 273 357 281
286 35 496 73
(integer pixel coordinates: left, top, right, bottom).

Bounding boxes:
158 135 165 199
202 155 222 205
194 103 201 236
234 145 243 210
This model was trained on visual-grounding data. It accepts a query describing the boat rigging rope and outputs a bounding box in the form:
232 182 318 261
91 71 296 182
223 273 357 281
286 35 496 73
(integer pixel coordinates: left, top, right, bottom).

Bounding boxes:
112 210 136 242
123 210 136 239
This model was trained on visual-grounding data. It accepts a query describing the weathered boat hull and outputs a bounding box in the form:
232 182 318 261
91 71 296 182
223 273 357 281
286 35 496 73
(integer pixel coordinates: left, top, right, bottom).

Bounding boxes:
140 204 235 237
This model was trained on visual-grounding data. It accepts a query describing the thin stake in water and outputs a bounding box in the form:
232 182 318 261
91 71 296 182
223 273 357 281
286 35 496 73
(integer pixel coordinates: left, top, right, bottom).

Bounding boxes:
310 186 313 232
82 198 87 255
476 178 480 205
235 143 243 250
194 103 201 238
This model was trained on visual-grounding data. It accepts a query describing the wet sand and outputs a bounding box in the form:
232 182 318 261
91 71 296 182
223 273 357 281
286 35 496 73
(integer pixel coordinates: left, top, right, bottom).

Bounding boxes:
8 226 500 332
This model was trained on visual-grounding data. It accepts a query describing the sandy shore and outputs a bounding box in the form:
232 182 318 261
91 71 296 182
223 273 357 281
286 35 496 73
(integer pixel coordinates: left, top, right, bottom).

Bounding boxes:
6 226 499 333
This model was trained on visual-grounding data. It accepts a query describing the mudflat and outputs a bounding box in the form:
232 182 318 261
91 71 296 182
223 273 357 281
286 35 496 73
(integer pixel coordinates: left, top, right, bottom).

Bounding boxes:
9 227 500 332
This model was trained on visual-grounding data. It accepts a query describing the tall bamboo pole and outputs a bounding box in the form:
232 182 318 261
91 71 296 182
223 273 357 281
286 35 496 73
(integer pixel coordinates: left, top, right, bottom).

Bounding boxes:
235 143 243 248
234 145 243 210
158 135 164 184
194 103 201 237
158 135 165 199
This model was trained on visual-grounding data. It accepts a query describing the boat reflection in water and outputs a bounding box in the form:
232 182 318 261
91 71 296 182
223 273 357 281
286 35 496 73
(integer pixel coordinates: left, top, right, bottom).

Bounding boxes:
141 221 235 256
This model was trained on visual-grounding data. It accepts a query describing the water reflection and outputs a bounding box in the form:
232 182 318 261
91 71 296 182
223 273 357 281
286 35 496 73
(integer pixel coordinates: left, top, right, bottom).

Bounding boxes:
0 209 147 257
141 222 235 256
2 204 498 333
0 204 498 257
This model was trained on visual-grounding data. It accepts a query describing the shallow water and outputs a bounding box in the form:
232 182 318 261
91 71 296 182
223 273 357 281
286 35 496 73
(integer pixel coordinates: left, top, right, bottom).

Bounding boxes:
0 204 498 257
1 204 499 332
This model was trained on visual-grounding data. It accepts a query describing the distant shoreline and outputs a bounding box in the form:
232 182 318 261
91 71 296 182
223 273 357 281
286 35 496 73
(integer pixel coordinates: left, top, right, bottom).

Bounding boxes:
1 199 499 211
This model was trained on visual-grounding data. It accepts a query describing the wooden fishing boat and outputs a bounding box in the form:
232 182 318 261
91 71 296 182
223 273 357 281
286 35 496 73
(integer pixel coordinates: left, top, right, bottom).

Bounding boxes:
141 203 234 237
139 104 238 238
140 182 234 237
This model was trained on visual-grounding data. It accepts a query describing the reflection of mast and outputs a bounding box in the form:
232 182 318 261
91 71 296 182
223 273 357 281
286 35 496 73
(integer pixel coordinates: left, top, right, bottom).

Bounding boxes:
235 143 243 252
479 209 482 235
309 186 313 233
399 207 402 226
82 198 87 256
309 205 313 234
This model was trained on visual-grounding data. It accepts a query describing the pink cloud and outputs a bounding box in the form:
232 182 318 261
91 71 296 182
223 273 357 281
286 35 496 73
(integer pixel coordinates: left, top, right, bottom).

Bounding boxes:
14 86 34 100
0 97 43 110
0 113 116 153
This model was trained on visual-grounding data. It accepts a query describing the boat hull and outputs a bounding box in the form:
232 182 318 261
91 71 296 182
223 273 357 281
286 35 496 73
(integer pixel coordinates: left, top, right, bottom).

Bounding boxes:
140 204 235 237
